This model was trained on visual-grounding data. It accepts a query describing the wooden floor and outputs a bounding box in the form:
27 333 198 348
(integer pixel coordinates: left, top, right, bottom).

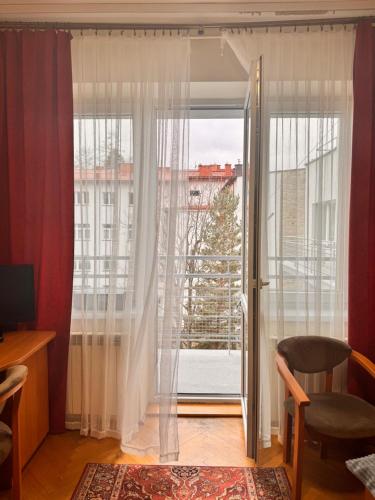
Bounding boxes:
0 415 366 499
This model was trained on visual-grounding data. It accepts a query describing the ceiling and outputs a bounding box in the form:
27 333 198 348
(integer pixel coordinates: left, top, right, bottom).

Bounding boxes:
0 1 374 25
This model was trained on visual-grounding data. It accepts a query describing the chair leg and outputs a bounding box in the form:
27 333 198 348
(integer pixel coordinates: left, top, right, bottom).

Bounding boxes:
291 404 305 500
283 409 292 464
0 454 12 491
320 441 327 460
11 447 21 500
11 391 22 500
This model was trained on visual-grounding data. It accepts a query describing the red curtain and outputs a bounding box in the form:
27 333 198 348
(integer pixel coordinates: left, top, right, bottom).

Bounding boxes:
348 21 375 405
0 30 74 432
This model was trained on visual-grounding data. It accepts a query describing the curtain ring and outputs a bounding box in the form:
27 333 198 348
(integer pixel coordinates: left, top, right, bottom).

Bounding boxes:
133 28 136 36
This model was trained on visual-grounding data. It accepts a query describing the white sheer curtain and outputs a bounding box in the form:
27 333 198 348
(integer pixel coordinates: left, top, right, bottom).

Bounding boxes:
67 31 190 461
225 26 355 444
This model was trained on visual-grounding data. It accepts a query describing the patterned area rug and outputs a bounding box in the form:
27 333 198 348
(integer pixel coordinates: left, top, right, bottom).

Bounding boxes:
72 463 291 499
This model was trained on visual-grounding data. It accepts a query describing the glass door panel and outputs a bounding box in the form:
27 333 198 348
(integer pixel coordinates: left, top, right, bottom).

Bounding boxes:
241 57 263 460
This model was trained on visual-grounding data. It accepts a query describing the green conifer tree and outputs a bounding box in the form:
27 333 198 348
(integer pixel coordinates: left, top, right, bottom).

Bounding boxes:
189 187 242 349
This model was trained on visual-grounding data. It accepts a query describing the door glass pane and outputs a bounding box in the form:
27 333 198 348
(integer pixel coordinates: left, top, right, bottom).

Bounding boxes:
241 104 251 412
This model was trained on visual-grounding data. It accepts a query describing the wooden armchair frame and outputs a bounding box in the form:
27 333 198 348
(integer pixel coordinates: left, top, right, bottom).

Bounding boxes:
276 350 375 500
0 377 27 500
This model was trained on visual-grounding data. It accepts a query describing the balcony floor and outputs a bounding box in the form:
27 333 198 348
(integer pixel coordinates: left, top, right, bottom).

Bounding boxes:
178 349 241 395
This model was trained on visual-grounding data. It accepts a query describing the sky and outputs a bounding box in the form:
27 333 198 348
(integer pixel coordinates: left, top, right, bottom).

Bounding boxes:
74 117 244 169
74 115 337 170
189 118 244 168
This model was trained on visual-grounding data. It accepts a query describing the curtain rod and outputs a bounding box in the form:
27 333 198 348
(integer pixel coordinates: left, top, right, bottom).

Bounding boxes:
0 16 373 32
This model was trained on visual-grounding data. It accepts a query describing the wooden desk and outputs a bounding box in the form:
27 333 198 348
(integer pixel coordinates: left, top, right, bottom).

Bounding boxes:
0 330 55 467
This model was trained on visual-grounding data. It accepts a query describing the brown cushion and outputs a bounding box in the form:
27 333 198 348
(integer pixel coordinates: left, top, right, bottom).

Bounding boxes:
285 393 375 439
278 336 351 373
0 421 12 465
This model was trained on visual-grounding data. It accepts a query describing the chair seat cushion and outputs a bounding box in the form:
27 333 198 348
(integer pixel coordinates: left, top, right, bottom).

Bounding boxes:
285 392 375 439
0 421 12 465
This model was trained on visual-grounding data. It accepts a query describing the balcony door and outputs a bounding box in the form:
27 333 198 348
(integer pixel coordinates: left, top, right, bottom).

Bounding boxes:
241 57 265 461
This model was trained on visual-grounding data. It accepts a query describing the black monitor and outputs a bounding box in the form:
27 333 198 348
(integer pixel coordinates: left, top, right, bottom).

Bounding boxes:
0 265 35 342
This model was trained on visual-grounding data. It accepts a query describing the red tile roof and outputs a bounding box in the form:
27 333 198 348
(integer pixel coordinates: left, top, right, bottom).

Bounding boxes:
74 163 236 181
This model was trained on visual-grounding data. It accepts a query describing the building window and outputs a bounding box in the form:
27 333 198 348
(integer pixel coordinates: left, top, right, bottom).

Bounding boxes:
190 189 201 197
103 191 115 205
312 200 336 242
116 294 125 311
75 223 90 240
128 223 133 240
97 294 108 311
129 192 134 205
103 259 112 272
75 191 89 205
74 260 91 271
103 223 116 241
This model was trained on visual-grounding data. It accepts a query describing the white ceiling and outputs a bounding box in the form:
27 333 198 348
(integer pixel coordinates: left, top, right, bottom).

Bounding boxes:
0 1 374 25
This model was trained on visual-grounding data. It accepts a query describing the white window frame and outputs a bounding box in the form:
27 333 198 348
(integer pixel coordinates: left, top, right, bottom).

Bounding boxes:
75 223 90 241
103 191 115 206
75 191 89 205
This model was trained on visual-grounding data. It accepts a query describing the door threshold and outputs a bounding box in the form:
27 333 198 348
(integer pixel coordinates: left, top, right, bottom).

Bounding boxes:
177 402 242 417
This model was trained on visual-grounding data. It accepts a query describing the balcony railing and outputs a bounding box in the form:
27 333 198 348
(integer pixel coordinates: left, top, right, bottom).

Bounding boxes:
72 239 338 346
181 255 242 350
72 254 242 350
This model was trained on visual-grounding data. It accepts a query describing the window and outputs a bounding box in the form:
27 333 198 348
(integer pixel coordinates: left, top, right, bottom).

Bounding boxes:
116 294 125 311
313 200 336 242
75 191 89 205
103 223 116 241
129 192 134 206
103 259 112 272
190 190 201 197
75 223 90 240
128 223 133 240
74 260 91 271
97 294 108 311
103 191 115 205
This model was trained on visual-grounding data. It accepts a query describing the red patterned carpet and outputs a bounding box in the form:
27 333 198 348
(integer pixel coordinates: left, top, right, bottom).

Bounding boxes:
72 463 291 499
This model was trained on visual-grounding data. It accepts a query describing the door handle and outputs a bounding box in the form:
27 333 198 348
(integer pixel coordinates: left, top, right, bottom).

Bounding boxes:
260 279 270 289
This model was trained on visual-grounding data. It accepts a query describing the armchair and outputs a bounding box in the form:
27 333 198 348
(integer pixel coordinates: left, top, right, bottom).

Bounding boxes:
0 365 28 500
276 336 375 500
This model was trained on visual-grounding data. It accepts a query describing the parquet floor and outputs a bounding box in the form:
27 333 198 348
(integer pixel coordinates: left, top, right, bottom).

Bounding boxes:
0 415 367 499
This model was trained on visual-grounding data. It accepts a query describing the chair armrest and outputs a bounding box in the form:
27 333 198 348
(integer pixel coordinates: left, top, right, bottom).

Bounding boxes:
276 353 311 407
351 351 375 379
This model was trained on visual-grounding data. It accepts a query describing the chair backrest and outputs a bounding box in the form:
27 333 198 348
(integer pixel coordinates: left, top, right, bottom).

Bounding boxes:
0 365 28 414
277 336 351 374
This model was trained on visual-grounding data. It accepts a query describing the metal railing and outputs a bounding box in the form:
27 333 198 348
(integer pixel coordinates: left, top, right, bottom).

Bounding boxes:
180 255 242 350
71 254 243 349
71 239 338 346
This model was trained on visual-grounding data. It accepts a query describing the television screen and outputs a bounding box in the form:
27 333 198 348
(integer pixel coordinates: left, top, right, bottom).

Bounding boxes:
0 265 35 325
